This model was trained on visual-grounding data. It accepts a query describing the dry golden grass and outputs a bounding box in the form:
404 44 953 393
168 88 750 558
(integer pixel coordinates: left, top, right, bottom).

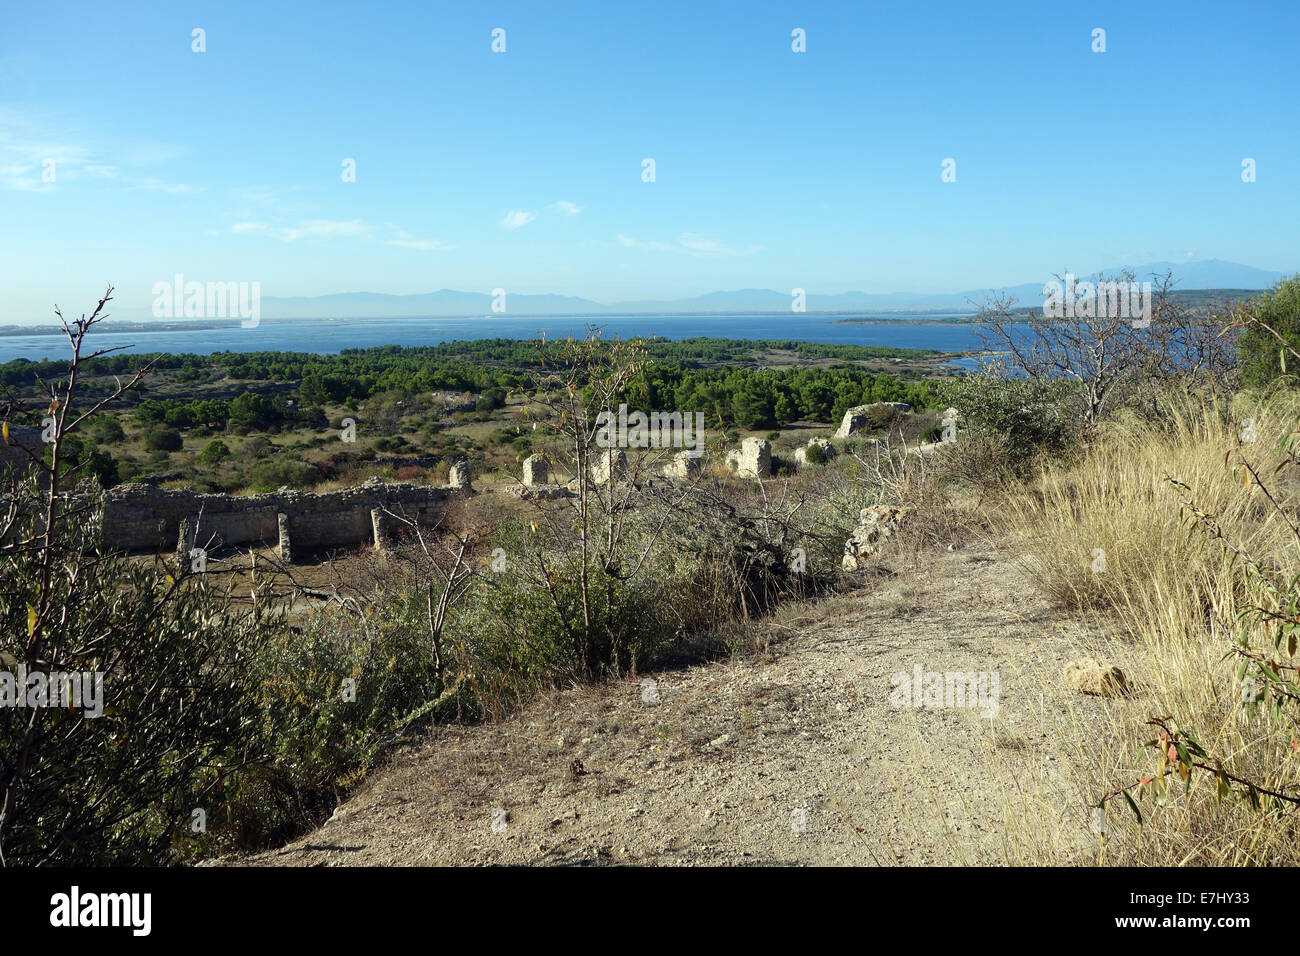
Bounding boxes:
991 386 1300 864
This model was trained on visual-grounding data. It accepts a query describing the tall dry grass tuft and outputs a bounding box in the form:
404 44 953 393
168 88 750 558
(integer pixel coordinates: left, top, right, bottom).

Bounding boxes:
994 385 1300 864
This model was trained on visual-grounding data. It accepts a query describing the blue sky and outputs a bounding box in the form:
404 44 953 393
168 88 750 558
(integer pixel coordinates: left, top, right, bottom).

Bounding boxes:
2 0 1298 321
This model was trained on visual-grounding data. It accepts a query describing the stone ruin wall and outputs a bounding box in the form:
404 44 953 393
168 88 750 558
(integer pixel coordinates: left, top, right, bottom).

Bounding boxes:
101 480 457 559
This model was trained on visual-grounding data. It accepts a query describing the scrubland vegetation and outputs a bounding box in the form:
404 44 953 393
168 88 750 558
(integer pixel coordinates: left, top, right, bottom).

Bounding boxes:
994 386 1300 863
3 276 1300 866
0 337 943 494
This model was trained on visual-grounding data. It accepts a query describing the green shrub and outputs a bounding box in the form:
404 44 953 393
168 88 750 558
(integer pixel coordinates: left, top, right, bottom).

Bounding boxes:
1236 275 1300 387
199 439 231 465
940 372 1078 473
91 418 125 443
864 404 902 431
54 434 119 488
473 562 672 686
463 520 683 688
145 428 183 452
220 602 445 850
0 484 282 865
244 436 272 458
248 458 321 491
228 392 281 429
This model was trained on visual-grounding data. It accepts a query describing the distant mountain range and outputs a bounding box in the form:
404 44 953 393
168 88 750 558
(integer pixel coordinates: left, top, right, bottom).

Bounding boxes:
4 259 1288 327
250 259 1287 319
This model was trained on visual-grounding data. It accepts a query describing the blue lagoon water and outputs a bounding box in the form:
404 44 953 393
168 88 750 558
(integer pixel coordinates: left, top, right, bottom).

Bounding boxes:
0 312 990 363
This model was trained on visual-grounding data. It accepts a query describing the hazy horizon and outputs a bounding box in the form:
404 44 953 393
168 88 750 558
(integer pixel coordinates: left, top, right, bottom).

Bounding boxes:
2 256 1289 327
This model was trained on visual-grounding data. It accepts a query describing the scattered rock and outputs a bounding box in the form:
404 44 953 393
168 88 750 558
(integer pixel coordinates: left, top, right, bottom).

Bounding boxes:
1064 659 1129 697
725 437 771 478
833 402 911 439
842 505 908 570
504 483 571 501
591 449 627 485
794 438 837 468
662 450 702 479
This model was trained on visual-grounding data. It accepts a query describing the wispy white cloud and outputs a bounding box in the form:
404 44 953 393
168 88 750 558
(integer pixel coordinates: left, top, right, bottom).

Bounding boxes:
501 209 536 229
230 219 452 251
124 177 193 195
387 229 454 252
617 232 761 257
677 233 760 256
278 219 372 242
0 111 189 193
550 200 581 215
228 219 371 242
0 143 89 192
617 234 677 253
230 186 284 207
0 162 53 192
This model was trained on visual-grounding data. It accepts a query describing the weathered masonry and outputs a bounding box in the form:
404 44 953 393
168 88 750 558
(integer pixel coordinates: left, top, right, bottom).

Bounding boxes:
102 479 459 561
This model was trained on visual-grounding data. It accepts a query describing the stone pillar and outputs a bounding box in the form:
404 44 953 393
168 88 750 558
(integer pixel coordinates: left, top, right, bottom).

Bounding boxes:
277 512 293 563
725 437 771 478
448 460 472 491
176 517 194 570
522 454 549 486
370 508 390 551
662 450 702 480
591 448 627 485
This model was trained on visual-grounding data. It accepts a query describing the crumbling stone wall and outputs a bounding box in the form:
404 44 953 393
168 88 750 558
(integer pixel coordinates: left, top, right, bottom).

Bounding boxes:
794 438 837 468
725 437 771 478
522 454 550 486
833 402 911 439
103 479 456 558
181 506 279 553
662 450 702 480
448 460 472 490
591 449 627 485
842 505 907 570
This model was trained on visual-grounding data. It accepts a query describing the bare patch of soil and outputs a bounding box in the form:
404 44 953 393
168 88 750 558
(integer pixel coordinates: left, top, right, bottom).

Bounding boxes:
224 540 1107 866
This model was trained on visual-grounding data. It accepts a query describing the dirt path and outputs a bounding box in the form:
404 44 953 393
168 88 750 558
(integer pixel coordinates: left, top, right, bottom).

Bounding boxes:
229 541 1108 866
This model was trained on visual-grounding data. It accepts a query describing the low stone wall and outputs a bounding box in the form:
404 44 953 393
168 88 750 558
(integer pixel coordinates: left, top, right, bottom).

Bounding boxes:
105 479 455 557
834 402 912 439
184 506 279 552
